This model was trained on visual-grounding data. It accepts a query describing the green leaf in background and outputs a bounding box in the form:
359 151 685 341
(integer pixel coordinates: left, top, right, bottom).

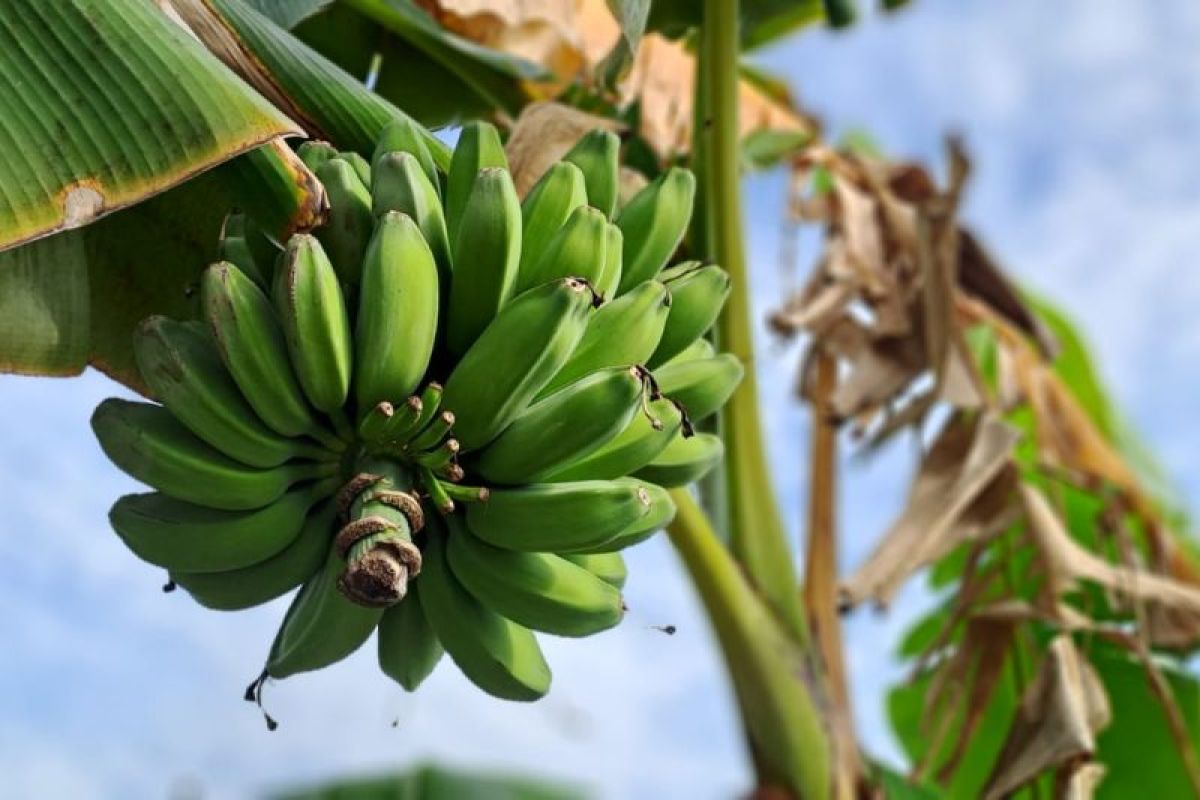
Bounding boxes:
340 0 548 115
1025 293 1186 523
241 0 333 29
887 656 1022 799
1092 644 1200 799
176 0 451 169
0 142 322 389
0 234 89 376
870 762 946 799
598 0 651 86
0 0 299 252
293 3 494 128
741 129 810 170
272 763 584 800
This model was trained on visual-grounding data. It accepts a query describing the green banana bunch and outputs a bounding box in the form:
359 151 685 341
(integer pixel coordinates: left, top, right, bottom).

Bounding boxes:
514 204 608 294
355 211 440 413
445 121 507 245
93 122 738 709
134 317 330 468
615 167 696 293
446 167 521 356
447 523 624 637
378 580 443 691
420 522 550 701
544 396 686 482
518 161 587 278
465 478 664 552
314 157 373 285
274 235 353 416
92 399 335 511
538 280 671 397
110 483 333 574
563 552 627 589
217 213 270 288
264 544 385 680
649 261 731 366
202 261 325 441
372 117 440 194
597 222 624 299
635 431 725 488
371 151 451 278
474 366 647 484
563 129 620 220
171 502 337 610
656 352 744 422
442 277 594 451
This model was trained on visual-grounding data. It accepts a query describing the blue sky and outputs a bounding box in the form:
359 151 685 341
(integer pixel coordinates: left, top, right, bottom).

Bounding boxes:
3 1 1198 797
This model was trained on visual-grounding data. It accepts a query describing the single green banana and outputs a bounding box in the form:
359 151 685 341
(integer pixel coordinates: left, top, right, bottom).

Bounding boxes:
265 545 384 679
538 280 670 397
110 480 335 574
464 478 658 552
314 158 374 285
296 140 337 172
134 317 329 468
333 151 371 188
514 204 608 295
371 151 452 277
563 129 620 219
664 337 716 366
169 502 336 609
562 552 627 589
274 234 353 414
92 399 334 511
475 366 645 484
559 483 676 553
542 396 684 482
655 353 744 421
419 525 550 701
615 167 696 293
596 222 623 299
447 524 623 638
649 262 731 366
445 121 507 245
517 161 587 278
633 431 725 487
447 167 521 356
442 277 594 451
218 213 268 288
378 581 444 691
355 212 440 413
372 116 440 195
202 261 319 439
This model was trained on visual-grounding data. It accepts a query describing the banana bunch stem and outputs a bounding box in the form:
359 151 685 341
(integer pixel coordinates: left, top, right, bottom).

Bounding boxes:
335 460 423 607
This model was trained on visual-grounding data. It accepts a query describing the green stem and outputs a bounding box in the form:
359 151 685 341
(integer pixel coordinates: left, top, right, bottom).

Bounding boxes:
669 490 831 799
698 0 809 644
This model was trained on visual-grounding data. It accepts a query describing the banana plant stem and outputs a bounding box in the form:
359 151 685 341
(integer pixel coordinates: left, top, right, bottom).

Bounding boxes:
668 489 831 800
698 0 809 643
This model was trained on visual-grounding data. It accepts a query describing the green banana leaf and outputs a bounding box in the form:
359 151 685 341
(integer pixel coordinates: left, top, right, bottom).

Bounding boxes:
339 0 548 116
1092 643 1200 799
887 295 1200 796
242 0 333 28
0 0 299 252
0 142 321 388
292 3 495 128
271 763 585 800
176 0 451 168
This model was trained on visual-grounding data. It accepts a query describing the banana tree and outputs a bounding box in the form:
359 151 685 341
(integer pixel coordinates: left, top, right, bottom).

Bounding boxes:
7 2 1200 800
